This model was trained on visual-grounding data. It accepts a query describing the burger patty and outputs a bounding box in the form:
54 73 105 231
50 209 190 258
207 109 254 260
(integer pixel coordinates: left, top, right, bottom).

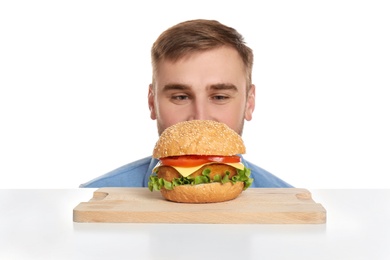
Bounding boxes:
156 163 238 182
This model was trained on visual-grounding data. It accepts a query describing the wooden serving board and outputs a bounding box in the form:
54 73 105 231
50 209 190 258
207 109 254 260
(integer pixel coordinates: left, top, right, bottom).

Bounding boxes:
73 188 326 224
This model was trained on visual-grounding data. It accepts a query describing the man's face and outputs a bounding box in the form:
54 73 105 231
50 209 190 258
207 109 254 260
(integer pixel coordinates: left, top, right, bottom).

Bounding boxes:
148 46 255 136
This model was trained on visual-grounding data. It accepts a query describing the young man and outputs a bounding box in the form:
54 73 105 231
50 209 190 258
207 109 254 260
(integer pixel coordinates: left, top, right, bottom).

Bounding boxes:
80 19 292 188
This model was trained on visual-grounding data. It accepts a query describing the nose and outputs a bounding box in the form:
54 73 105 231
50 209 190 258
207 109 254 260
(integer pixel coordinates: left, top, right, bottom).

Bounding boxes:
189 99 209 120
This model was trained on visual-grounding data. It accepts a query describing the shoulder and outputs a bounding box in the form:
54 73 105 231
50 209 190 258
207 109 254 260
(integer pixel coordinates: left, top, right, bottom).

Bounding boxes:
242 158 293 188
79 156 157 188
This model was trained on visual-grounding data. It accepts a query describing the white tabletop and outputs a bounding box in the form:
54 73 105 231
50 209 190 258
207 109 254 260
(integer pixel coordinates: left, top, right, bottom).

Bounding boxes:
0 189 389 260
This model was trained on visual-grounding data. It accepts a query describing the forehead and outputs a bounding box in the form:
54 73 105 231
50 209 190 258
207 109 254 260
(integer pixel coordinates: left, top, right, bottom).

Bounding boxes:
154 47 247 87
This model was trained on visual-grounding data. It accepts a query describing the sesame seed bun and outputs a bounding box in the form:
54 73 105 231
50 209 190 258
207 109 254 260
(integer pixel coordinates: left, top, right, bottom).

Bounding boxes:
149 120 251 204
160 182 245 203
153 120 246 158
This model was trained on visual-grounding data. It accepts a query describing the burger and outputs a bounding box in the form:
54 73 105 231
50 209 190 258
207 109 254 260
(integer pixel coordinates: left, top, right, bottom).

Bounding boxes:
148 120 253 203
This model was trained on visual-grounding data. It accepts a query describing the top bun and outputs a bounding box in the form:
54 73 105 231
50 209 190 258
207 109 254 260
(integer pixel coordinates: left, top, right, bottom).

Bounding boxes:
153 120 246 158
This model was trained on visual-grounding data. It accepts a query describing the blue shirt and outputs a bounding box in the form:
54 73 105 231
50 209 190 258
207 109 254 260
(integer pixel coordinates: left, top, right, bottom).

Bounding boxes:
79 156 293 188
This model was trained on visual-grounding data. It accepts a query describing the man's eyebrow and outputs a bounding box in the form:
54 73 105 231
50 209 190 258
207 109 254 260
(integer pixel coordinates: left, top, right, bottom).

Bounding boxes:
162 84 191 91
208 83 238 91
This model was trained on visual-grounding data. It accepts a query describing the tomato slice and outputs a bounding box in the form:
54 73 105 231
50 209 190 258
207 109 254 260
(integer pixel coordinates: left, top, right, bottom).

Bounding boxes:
160 155 241 167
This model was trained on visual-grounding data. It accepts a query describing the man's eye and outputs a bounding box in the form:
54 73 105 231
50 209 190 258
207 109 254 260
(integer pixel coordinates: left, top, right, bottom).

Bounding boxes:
212 95 229 101
171 95 189 101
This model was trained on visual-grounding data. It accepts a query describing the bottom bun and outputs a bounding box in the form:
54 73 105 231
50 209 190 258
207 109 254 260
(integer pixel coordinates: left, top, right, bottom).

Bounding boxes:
160 182 244 203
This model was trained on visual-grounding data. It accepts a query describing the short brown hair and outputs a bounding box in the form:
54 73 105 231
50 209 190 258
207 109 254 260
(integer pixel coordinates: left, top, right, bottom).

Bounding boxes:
151 19 254 90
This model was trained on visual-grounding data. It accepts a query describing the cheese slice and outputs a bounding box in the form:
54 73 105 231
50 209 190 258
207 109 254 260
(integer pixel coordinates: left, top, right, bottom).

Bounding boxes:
153 161 245 177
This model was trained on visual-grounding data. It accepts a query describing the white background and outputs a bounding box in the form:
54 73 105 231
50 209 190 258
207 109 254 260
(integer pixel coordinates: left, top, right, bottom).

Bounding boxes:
1 0 389 189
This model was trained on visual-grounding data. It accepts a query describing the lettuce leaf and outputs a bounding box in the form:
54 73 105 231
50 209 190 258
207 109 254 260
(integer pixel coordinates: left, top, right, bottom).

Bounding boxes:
148 167 253 191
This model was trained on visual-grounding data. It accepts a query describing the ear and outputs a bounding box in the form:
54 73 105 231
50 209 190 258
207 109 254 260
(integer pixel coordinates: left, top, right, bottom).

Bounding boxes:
244 84 255 121
148 84 157 120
